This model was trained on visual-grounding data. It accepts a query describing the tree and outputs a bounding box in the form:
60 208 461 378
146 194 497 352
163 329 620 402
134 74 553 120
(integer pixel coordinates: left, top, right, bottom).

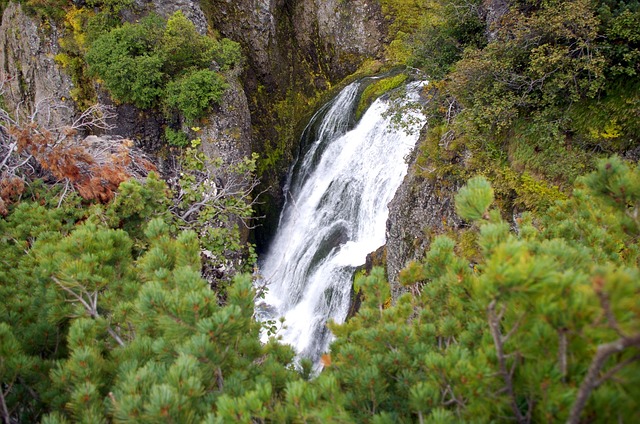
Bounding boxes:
322 158 640 422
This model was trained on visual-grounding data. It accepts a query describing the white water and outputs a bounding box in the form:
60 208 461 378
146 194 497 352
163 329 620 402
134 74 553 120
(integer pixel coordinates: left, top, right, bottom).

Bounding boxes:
257 80 427 364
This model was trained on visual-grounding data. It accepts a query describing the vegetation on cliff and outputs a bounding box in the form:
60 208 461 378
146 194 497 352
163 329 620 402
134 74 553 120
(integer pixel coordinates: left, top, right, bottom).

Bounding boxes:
402 0 639 205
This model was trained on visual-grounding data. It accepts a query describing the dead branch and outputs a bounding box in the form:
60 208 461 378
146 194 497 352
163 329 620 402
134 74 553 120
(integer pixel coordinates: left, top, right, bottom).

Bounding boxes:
0 386 10 424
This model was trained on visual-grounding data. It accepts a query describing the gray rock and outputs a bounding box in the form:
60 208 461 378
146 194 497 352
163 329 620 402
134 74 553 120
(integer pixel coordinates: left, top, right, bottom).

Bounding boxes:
385 140 463 302
199 68 253 172
0 3 75 129
205 0 385 88
293 0 386 78
140 0 209 34
482 0 511 42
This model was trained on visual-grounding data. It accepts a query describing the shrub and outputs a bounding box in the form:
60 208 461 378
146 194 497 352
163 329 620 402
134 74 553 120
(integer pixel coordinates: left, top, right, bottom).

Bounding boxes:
85 11 239 126
211 38 244 71
85 14 166 109
164 127 190 148
165 69 228 121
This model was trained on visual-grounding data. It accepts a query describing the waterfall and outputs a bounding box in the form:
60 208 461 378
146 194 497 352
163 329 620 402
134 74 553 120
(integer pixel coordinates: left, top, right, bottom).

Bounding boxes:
256 80 427 365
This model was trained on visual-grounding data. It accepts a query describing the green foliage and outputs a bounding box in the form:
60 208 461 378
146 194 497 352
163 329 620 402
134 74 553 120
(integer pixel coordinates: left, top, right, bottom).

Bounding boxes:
599 2 640 78
161 10 217 75
400 0 640 218
85 11 241 122
175 146 260 287
0 172 294 423
54 7 98 108
165 69 228 122
455 176 494 221
164 127 190 148
322 159 640 422
408 0 485 78
211 38 244 71
85 14 166 108
20 0 69 21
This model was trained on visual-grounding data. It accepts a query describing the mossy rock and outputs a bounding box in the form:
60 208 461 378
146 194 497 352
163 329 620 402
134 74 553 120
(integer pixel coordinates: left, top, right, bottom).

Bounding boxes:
355 73 408 120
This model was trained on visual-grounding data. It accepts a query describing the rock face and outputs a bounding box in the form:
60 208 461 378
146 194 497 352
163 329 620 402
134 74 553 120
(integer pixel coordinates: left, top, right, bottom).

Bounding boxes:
386 140 463 301
482 0 511 42
291 0 386 79
203 0 386 91
199 68 253 167
202 0 387 250
136 0 208 34
0 3 74 129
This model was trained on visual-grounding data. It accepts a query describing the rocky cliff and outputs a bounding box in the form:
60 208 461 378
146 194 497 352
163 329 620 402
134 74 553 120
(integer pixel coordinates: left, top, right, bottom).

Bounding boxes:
202 0 385 91
1 1 254 175
199 0 387 249
0 3 75 130
0 0 392 251
386 134 463 301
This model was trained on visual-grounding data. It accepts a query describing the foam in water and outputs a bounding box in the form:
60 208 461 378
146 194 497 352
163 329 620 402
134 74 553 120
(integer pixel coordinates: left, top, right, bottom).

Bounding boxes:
256 80 427 366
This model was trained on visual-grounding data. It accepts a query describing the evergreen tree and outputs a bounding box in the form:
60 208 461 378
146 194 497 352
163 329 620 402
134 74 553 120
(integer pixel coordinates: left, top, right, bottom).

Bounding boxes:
321 158 640 422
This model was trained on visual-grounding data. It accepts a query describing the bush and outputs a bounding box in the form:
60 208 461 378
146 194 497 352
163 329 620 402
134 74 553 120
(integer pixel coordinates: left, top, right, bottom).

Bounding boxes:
165 69 228 121
211 38 244 71
164 127 190 148
85 14 166 109
85 11 240 126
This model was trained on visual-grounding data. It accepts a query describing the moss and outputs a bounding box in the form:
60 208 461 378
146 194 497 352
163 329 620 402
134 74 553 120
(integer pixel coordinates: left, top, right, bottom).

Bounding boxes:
355 73 408 120
514 172 567 212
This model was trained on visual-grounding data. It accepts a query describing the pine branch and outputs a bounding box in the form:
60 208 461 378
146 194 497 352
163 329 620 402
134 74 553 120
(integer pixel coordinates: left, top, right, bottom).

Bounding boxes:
594 354 640 388
596 289 625 337
568 334 640 424
52 277 125 347
52 277 95 316
487 300 526 424
0 385 10 424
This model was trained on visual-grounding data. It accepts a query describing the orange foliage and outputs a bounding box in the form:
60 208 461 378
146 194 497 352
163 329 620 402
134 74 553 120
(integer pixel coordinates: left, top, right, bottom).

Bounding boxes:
9 124 154 203
0 176 26 216
320 353 332 367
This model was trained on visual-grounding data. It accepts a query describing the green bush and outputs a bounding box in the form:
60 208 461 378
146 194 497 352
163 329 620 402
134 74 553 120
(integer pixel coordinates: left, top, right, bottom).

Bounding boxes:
85 14 166 109
164 127 190 148
85 11 240 123
165 69 228 121
210 38 244 71
161 10 216 75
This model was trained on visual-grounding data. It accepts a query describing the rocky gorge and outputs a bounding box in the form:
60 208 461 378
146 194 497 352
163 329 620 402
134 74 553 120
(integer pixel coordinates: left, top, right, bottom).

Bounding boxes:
0 0 440 300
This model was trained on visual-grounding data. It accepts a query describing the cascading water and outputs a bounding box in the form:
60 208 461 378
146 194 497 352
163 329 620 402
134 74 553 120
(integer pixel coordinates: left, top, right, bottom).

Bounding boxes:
257 79 427 365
